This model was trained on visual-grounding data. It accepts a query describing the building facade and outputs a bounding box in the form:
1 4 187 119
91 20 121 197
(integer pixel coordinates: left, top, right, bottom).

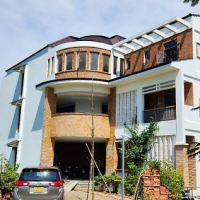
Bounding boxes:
1 13 200 187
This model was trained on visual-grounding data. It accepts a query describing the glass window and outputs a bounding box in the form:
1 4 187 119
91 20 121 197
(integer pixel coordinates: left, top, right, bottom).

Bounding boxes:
47 59 50 76
57 55 63 72
113 56 117 75
197 43 200 58
144 50 150 65
66 53 73 70
126 58 130 70
164 40 177 62
78 52 86 70
103 55 109 72
51 57 54 74
91 53 98 70
120 58 124 76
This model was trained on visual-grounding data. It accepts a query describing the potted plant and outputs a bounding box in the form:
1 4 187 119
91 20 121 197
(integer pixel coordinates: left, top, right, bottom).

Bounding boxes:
0 154 19 199
94 175 104 192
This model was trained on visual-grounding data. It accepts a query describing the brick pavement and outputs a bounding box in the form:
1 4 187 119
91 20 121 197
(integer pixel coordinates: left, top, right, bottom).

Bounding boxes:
64 190 132 200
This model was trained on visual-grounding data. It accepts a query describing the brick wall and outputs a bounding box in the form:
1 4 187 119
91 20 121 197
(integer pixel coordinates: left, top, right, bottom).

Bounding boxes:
55 70 110 80
143 168 169 200
106 87 118 174
175 145 189 186
40 87 57 165
186 136 197 187
52 113 110 138
124 29 193 75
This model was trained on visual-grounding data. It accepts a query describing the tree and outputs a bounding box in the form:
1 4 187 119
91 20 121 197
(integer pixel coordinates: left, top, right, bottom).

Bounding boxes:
124 118 159 166
123 118 159 195
187 142 200 158
183 0 199 6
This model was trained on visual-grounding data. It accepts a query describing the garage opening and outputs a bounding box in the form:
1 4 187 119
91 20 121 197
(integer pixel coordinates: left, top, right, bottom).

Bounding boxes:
53 141 106 180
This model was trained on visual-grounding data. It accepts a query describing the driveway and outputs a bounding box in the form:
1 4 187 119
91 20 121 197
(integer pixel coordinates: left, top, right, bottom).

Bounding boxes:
64 190 132 200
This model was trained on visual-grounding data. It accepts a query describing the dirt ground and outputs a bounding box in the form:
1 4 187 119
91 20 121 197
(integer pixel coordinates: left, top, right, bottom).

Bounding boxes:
64 190 132 200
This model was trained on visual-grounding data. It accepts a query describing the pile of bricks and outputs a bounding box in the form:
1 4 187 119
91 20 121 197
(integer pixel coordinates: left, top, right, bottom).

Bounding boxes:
143 168 169 200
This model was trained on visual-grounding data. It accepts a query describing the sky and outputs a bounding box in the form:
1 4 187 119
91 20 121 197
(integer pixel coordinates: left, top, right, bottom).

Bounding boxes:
0 0 200 80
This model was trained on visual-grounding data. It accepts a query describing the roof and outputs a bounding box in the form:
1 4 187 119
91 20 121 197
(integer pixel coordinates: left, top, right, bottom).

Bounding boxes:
49 35 125 47
6 35 125 72
182 13 200 19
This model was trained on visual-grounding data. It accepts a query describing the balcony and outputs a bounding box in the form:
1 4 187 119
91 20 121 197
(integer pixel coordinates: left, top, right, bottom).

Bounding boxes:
52 112 110 138
143 105 176 123
55 70 110 80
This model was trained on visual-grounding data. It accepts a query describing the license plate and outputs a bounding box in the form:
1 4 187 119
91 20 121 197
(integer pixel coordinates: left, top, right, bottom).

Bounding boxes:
33 187 44 193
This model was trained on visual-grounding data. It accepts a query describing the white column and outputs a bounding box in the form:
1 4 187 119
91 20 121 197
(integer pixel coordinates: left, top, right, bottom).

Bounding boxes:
175 69 186 144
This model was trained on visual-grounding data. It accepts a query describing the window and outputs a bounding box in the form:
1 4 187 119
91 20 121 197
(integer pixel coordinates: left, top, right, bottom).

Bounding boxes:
164 40 178 62
126 58 130 70
47 59 50 76
78 52 86 70
103 54 109 72
144 50 150 65
57 55 63 72
51 57 54 74
197 43 200 58
66 53 73 70
113 56 117 75
57 104 75 113
91 53 98 70
20 72 24 98
120 58 124 76
17 106 22 133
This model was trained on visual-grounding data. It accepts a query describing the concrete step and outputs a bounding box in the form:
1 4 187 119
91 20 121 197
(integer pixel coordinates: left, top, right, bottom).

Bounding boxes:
64 180 92 190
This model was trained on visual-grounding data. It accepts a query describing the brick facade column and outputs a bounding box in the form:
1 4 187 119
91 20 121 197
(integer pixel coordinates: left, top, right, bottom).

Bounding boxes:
186 136 197 187
175 144 189 186
106 87 118 174
40 87 56 165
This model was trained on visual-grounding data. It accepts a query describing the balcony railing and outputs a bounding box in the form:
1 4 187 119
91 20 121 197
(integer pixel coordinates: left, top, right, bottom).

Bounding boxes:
143 105 176 123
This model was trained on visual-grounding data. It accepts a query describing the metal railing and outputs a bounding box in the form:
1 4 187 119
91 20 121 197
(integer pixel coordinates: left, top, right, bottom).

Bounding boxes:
143 105 176 123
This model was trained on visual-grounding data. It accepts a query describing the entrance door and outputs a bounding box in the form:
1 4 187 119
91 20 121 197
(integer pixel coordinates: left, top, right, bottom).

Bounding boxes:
54 141 106 179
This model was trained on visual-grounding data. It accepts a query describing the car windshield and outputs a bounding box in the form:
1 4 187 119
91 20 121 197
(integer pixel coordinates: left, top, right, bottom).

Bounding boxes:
19 168 60 181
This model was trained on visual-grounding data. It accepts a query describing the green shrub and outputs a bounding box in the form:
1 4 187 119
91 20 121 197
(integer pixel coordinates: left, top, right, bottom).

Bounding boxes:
0 154 19 190
124 164 142 195
160 162 184 200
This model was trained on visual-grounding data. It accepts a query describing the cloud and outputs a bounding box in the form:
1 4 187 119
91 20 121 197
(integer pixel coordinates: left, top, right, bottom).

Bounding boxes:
0 0 199 80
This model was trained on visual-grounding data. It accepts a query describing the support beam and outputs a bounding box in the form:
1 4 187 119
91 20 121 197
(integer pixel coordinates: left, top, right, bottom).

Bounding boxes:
153 29 166 38
164 24 178 33
132 39 144 47
142 34 154 43
176 17 191 28
122 43 135 51
113 47 126 54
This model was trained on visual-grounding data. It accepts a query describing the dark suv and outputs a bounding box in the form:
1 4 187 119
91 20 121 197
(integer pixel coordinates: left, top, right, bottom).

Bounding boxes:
13 166 64 200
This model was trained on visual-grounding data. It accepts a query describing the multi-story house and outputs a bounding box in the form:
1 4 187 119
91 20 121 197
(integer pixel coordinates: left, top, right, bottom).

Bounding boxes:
1 13 200 187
